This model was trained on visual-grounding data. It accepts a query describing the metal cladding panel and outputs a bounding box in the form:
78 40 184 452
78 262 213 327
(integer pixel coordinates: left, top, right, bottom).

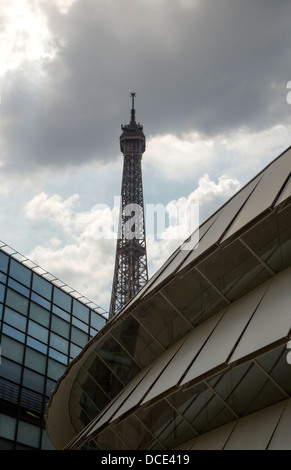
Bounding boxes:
229 266 291 363
144 214 220 296
275 174 291 207
223 401 286 450
222 148 291 242
180 280 271 386
268 399 291 450
143 310 225 403
178 175 262 274
190 421 237 450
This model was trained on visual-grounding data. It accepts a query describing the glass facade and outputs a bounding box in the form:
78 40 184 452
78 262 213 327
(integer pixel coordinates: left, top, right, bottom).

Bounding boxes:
0 247 107 450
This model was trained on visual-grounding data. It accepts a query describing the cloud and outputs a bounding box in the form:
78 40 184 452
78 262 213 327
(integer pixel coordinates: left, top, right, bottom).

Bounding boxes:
1 0 291 176
24 172 239 309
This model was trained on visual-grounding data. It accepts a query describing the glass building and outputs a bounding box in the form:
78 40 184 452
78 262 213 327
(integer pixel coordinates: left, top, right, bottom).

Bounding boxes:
0 243 107 450
46 145 291 450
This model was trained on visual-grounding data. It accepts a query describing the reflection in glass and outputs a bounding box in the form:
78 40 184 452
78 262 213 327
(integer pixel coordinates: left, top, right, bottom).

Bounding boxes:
242 206 291 273
111 314 163 367
133 294 189 348
96 337 140 384
162 269 228 327
198 240 272 301
256 345 291 395
208 361 285 416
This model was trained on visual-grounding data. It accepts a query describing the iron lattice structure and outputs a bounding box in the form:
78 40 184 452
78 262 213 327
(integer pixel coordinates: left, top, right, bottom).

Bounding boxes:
109 93 148 319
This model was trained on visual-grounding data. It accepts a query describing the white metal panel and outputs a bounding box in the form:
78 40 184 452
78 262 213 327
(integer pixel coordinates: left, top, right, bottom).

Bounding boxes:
229 266 291 363
191 421 237 450
142 310 225 403
224 401 286 450
180 280 270 386
268 399 291 450
222 148 291 242
178 175 262 273
275 174 291 206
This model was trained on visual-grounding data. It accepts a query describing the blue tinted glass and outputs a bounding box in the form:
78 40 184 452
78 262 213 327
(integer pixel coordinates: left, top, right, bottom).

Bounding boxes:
9 259 31 287
48 348 68 365
49 332 68 354
72 316 88 333
31 292 50 310
4 307 27 332
52 305 70 322
53 288 71 312
27 320 48 343
0 303 3 321
32 274 52 300
70 343 82 359
0 357 22 382
47 359 65 381
0 272 6 283
91 312 106 331
22 369 45 394
0 283 5 303
26 336 48 354
2 324 25 343
6 289 29 315
8 279 30 297
72 300 89 323
0 251 9 273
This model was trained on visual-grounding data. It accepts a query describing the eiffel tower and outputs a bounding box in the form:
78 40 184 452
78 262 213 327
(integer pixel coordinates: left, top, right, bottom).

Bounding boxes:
109 93 148 319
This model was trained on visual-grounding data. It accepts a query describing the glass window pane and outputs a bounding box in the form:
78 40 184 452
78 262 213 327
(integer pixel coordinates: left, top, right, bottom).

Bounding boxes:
162 268 227 327
47 358 66 381
70 342 82 359
208 361 286 416
198 240 272 301
26 336 48 355
0 414 16 440
17 421 40 448
256 345 291 395
52 304 70 322
72 316 88 333
32 273 52 300
24 348 47 374
53 287 71 312
112 314 163 367
4 307 27 332
9 258 31 287
8 278 29 297
96 336 140 384
1 335 24 364
91 312 106 331
0 357 22 382
22 369 45 394
0 283 5 303
49 347 68 364
6 288 29 315
71 326 88 348
133 293 189 348
27 320 48 343
49 332 68 354
0 251 9 273
51 314 70 338
2 324 25 343
73 300 89 323
31 292 51 310
29 302 50 328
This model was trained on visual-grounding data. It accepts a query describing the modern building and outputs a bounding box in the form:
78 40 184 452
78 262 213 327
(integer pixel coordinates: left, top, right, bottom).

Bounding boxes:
46 144 291 450
0 243 107 450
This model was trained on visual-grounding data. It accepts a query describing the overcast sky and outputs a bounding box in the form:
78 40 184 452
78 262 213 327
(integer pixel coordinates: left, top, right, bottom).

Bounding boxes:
0 0 291 312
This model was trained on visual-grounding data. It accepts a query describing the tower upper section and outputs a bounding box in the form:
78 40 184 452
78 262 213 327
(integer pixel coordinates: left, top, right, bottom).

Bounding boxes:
120 92 146 156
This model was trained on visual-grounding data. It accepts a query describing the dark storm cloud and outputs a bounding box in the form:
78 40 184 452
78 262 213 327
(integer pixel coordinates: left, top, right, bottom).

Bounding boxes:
1 0 291 172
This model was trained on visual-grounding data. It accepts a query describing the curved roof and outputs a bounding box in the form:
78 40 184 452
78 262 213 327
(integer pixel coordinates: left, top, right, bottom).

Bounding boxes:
45 146 291 449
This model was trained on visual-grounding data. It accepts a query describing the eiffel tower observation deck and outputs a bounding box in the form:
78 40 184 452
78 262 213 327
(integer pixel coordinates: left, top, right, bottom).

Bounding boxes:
109 93 148 319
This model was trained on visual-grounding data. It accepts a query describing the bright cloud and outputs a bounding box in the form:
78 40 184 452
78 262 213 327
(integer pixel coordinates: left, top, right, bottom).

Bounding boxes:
24 172 240 309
